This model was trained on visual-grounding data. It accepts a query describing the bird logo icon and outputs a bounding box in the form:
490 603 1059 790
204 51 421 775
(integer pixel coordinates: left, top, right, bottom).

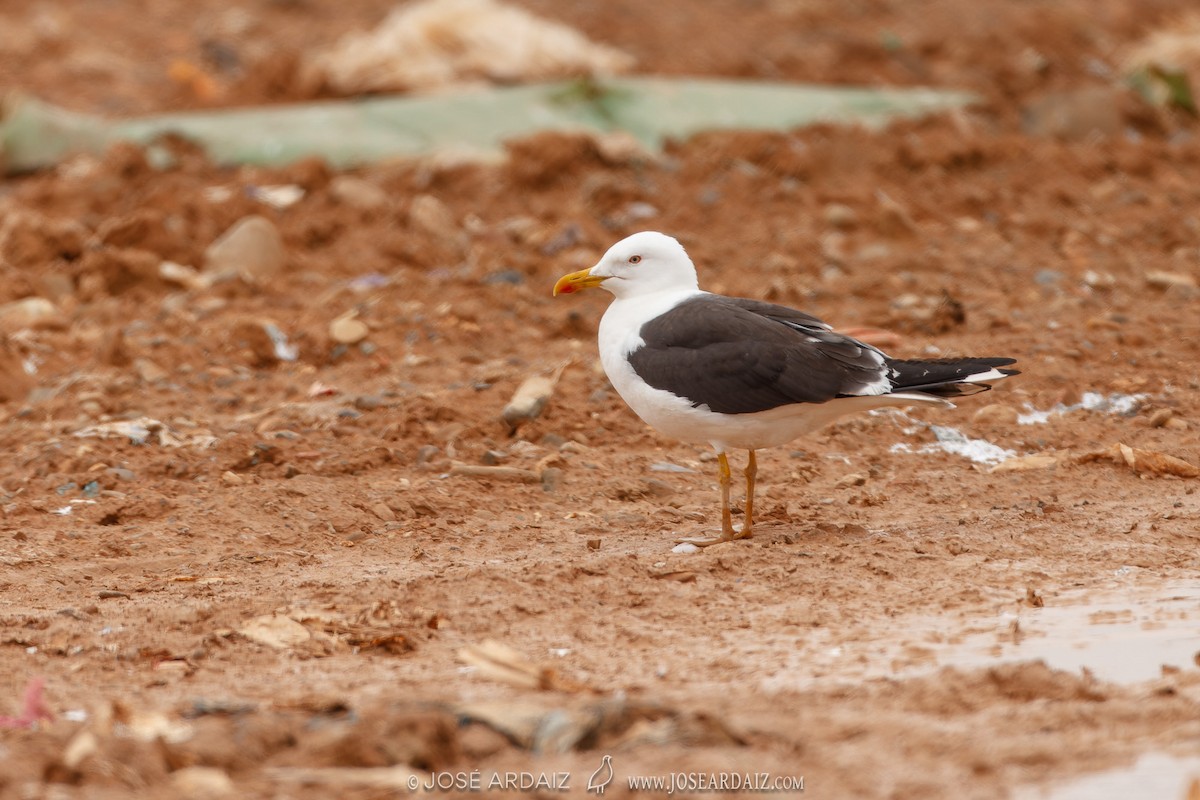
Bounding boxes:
586 754 614 794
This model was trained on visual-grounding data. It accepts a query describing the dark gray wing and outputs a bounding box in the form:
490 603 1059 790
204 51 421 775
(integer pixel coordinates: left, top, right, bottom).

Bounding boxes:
626 295 891 414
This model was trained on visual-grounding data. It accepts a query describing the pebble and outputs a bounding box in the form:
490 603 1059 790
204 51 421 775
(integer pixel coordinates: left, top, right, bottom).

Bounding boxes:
329 175 389 211
354 395 384 411
105 467 136 481
221 471 245 486
409 194 458 238
481 449 508 465
134 357 168 383
644 478 676 497
329 315 369 345
671 542 701 555
1145 270 1197 291
0 297 62 332
823 203 858 229
1147 408 1175 428
204 215 286 282
835 473 867 488
541 467 564 492
170 766 235 799
483 269 525 285
586 538 601 551
369 502 395 522
502 372 562 433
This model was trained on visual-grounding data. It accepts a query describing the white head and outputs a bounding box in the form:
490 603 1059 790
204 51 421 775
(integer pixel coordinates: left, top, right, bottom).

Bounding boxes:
553 231 700 300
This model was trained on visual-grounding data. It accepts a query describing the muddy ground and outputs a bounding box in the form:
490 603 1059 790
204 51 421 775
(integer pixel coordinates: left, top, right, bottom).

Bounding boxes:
2 1 1200 798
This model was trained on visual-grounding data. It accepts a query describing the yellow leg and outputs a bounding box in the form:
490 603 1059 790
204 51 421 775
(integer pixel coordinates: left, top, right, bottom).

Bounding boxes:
717 452 736 539
674 451 753 546
740 450 757 539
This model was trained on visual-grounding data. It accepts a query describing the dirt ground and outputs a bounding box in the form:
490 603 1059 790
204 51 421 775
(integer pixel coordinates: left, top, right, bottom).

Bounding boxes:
3 1 1200 798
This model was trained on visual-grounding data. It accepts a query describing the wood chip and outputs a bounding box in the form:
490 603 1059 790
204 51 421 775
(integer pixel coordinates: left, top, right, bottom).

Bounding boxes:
457 639 590 692
651 570 697 582
500 361 571 432
1076 443 1199 478
449 464 540 482
990 454 1060 473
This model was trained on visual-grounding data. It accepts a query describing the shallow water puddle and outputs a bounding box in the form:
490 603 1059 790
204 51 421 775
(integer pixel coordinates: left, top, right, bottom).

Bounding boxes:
757 579 1200 692
884 580 1200 685
1015 752 1200 800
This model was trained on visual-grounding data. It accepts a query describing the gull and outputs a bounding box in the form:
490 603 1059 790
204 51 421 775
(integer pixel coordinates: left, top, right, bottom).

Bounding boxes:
554 231 1017 546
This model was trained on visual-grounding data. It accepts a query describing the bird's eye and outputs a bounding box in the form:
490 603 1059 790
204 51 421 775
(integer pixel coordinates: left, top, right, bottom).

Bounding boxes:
628 255 642 264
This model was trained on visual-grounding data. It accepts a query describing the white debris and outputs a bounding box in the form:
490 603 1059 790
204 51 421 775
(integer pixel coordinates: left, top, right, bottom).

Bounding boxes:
74 417 217 448
1018 391 1147 425
262 323 299 361
650 462 695 473
307 0 634 95
886 410 1016 466
926 425 1017 465
671 542 701 554
248 184 305 209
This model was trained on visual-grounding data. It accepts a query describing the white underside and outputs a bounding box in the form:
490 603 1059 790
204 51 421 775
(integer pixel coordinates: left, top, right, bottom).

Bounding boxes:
598 289 952 453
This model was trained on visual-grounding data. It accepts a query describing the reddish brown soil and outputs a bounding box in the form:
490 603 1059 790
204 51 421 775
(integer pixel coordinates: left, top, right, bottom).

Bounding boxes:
3 2 1200 799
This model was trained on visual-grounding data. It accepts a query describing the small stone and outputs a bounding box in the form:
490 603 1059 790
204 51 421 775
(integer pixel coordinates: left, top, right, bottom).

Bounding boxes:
0 297 63 332
221 471 245 486
823 203 858 229
671 542 700 554
416 445 441 465
105 467 135 481
502 372 561 433
1145 270 1197 291
159 260 212 291
541 467 564 492
835 473 867 489
354 395 383 411
973 403 1020 425
329 175 389 211
329 315 369 345
481 450 507 465
133 357 168 383
586 538 601 551
409 194 458 238
370 502 395 522
204 215 286 282
171 765 235 798
1165 417 1189 431
539 433 567 448
644 478 676 497
1147 408 1175 428
483 269 525 285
